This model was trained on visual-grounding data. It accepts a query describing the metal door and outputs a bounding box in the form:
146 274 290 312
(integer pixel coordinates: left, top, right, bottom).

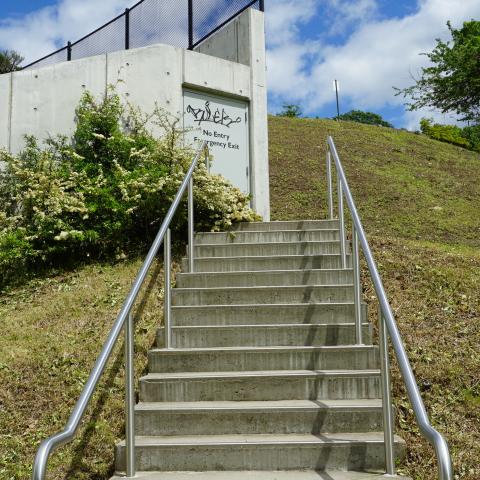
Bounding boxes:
183 89 250 194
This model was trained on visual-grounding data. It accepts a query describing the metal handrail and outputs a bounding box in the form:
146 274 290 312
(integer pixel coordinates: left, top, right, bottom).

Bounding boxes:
326 136 453 480
32 141 208 480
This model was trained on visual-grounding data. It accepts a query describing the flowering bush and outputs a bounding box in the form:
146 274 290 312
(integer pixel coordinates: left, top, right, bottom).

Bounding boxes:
0 89 260 287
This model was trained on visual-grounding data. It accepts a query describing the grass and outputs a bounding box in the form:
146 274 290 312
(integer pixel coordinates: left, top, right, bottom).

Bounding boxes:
1 117 479 479
0 258 173 479
269 116 480 480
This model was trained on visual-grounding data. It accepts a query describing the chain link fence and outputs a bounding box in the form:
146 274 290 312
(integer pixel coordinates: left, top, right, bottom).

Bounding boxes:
24 0 263 69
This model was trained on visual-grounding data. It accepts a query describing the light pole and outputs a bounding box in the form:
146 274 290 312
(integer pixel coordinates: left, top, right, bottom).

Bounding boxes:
334 79 340 120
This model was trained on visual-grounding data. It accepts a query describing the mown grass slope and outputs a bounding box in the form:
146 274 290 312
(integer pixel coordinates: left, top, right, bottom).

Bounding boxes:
0 258 172 479
1 117 479 480
269 116 480 480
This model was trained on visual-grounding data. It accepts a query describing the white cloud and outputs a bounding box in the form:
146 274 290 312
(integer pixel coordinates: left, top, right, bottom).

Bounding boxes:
0 0 132 63
266 0 480 128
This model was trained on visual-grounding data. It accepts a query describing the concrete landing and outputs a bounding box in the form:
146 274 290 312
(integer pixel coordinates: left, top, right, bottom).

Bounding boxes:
111 471 411 479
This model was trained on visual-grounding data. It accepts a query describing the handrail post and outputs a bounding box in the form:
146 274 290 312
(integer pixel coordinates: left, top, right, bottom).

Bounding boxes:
125 311 135 478
164 228 172 349
188 176 195 273
378 306 395 475
337 171 347 269
352 224 363 345
326 150 334 220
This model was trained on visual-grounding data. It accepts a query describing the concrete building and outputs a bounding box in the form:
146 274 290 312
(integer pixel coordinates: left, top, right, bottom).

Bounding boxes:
0 8 270 220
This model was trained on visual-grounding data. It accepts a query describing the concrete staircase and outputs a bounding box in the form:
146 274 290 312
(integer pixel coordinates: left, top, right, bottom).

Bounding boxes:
112 220 409 479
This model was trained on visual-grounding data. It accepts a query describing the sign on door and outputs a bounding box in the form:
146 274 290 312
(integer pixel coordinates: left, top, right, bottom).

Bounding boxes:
183 89 250 194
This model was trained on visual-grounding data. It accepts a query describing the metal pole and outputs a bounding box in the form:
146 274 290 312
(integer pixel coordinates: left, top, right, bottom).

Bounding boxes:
188 176 195 273
67 42 72 61
335 80 340 120
259 0 265 12
124 311 135 478
164 228 172 349
337 172 347 269
125 8 130 50
326 150 334 220
378 304 395 476
352 225 363 345
188 0 194 49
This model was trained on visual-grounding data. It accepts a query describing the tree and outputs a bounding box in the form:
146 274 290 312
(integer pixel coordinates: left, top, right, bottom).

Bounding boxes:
278 104 302 118
337 110 393 128
0 50 24 73
395 20 480 123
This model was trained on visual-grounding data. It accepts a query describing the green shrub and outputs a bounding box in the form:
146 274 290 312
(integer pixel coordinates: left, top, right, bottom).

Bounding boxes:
0 89 260 288
420 118 471 149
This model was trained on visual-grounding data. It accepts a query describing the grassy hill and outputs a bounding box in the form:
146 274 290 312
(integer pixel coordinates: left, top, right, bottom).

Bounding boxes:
269 116 480 479
1 117 479 479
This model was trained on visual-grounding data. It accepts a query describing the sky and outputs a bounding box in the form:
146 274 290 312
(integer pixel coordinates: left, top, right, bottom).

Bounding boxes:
0 0 479 129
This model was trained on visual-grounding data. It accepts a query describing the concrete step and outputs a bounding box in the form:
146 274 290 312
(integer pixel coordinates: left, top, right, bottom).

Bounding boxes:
147 346 379 373
111 470 411 480
115 432 406 472
194 241 343 258
172 285 354 306
176 269 353 288
139 370 381 402
228 220 340 231
171 303 367 326
182 254 352 272
156 324 372 348
195 229 340 244
134 399 384 436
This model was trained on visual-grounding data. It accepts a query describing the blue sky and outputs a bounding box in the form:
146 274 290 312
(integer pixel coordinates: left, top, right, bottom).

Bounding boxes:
1 0 479 129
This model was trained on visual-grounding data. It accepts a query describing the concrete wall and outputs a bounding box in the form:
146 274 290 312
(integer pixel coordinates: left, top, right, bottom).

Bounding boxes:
0 9 270 220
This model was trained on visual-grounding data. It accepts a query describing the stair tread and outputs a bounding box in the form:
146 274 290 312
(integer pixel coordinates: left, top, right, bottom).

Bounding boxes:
150 345 376 354
178 268 353 275
111 471 410 480
142 369 381 380
196 228 340 235
136 399 383 411
196 240 341 247
173 301 361 308
118 432 405 446
160 323 370 329
189 253 351 260
173 284 354 292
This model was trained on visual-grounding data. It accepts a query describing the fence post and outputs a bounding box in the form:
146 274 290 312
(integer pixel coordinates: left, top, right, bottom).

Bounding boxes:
67 42 72 61
125 8 130 50
188 0 194 49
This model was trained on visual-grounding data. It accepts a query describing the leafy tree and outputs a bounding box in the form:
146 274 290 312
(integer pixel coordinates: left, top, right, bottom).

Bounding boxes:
0 50 23 73
278 104 302 118
337 110 393 128
396 21 480 123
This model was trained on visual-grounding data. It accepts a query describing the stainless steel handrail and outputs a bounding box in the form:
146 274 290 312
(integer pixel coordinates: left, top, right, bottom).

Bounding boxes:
326 136 453 480
32 141 208 480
